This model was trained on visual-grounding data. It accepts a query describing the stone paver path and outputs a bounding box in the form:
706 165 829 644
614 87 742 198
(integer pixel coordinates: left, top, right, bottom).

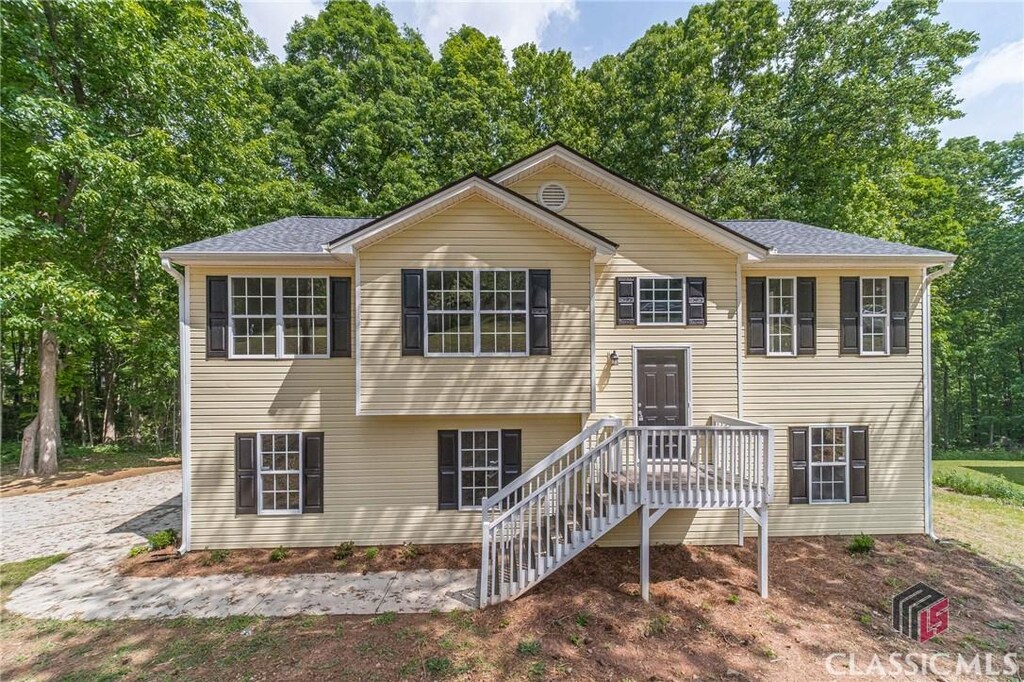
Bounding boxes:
2 469 478 618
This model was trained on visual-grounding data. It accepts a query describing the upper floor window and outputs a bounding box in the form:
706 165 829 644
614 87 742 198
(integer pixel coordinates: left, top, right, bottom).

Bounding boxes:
767 277 796 356
230 276 329 358
426 269 528 356
637 277 685 325
860 277 889 355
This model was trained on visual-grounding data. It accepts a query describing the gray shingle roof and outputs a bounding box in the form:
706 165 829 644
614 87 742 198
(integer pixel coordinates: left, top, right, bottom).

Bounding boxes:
720 219 952 258
162 216 374 254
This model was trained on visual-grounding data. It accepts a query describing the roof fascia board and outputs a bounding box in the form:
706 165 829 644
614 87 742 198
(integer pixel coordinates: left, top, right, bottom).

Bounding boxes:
160 252 351 267
746 254 957 269
327 175 617 256
491 146 771 258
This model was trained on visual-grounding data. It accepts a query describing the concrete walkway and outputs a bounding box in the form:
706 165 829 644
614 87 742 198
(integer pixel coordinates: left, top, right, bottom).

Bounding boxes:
2 470 478 618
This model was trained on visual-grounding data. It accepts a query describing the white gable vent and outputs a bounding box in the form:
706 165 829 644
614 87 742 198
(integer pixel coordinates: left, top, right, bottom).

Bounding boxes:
537 182 568 212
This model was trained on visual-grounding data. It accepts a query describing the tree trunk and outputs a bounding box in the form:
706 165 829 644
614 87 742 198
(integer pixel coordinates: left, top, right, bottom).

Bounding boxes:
102 367 117 444
37 329 60 476
19 416 39 477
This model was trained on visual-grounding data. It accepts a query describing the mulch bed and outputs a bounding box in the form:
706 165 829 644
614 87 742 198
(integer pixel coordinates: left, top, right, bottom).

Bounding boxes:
120 542 480 578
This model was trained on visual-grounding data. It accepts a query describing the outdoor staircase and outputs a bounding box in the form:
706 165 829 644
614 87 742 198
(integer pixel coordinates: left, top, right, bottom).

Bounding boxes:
478 416 773 607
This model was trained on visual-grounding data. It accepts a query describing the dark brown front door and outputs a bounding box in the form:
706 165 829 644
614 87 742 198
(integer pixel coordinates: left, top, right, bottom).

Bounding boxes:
636 349 688 426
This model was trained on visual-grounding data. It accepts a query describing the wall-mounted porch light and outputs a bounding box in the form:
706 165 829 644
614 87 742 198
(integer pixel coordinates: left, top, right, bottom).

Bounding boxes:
609 350 619 366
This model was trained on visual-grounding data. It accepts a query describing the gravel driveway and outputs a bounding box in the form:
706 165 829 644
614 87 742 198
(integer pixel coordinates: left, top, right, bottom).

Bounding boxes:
0 469 181 564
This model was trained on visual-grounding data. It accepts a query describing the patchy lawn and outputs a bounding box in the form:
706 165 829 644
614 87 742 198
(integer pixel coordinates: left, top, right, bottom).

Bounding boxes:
3 536 1022 681
934 487 1024 567
0 554 67 601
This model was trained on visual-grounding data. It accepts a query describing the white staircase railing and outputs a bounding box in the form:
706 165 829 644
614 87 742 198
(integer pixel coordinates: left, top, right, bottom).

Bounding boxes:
479 418 773 606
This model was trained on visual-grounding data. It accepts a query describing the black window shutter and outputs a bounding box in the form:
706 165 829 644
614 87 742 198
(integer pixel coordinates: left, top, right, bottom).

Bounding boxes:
500 429 522 488
788 426 809 504
235 433 257 514
329 277 352 358
302 432 324 513
401 269 424 356
746 277 766 355
528 270 551 355
685 277 706 326
840 277 860 354
615 277 636 325
850 426 869 503
207 276 229 358
438 430 458 510
796 277 816 355
890 277 909 355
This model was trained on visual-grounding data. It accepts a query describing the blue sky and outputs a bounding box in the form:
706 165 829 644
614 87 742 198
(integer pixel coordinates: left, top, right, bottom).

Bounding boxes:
241 0 1024 142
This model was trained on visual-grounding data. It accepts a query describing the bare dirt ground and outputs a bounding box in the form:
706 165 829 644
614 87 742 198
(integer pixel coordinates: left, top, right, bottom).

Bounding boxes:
4 534 1022 681
0 463 180 498
121 543 480 578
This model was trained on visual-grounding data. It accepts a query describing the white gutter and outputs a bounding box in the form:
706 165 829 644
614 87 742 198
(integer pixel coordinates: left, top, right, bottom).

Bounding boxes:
161 258 192 553
922 261 954 539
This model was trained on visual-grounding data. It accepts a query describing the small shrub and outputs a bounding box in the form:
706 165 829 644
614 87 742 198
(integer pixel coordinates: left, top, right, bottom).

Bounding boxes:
364 546 379 560
146 529 177 551
847 534 875 555
859 612 873 626
127 544 148 558
726 593 740 605
528 661 546 678
269 546 288 562
424 657 452 676
334 541 355 560
933 468 1024 506
569 633 585 648
645 613 671 637
574 611 590 627
762 647 778 661
372 611 395 626
402 543 419 559
209 549 230 564
516 638 541 655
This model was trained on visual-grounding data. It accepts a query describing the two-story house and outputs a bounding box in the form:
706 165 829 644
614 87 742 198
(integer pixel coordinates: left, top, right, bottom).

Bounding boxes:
160 143 955 605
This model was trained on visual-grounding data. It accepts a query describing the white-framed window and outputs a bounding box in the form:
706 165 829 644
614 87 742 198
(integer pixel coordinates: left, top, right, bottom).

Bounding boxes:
229 276 329 359
258 432 302 514
425 269 528 356
767 277 796 356
860 277 888 355
637 277 685 325
459 430 501 509
809 425 849 504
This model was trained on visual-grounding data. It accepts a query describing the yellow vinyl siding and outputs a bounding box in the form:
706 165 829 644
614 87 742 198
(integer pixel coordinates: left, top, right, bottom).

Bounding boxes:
358 193 592 415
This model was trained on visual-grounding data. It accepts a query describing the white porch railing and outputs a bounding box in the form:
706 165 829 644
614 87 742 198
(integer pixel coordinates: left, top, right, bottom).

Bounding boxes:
479 417 773 606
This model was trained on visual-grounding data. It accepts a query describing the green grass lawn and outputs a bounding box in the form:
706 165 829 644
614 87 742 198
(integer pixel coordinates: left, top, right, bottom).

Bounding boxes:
0 554 67 601
933 448 1024 507
0 440 179 480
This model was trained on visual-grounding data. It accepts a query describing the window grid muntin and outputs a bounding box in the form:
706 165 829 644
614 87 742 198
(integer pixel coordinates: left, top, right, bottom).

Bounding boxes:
257 431 302 514
479 270 527 354
230 277 278 357
458 430 501 509
809 425 849 504
767 277 796 356
424 269 529 357
228 276 330 359
637 277 685 325
282 277 329 356
860 277 889 355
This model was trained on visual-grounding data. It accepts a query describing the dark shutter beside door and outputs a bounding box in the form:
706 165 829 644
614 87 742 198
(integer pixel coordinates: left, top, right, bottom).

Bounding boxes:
746 277 766 355
685 277 706 326
437 430 458 510
207 276 229 358
788 426 809 504
401 269 424 356
302 432 324 513
850 425 869 503
500 429 522 488
890 277 909 355
615 277 636 325
528 270 551 355
796 277 816 355
840 277 860 354
329 277 352 358
235 433 257 514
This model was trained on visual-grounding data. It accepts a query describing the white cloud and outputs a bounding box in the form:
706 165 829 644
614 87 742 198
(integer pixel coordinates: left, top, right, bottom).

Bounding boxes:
954 38 1024 101
384 0 578 59
241 0 324 59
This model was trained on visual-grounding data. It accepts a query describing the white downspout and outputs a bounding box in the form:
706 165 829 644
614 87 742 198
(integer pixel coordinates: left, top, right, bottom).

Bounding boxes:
922 261 954 539
735 259 744 419
161 258 191 553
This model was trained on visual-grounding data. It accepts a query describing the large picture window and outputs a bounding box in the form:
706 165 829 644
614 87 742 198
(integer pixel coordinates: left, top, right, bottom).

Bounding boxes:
809 426 848 504
258 432 302 514
767 277 796 356
425 269 528 356
229 276 329 359
637 277 685 325
860 277 889 355
459 430 501 509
